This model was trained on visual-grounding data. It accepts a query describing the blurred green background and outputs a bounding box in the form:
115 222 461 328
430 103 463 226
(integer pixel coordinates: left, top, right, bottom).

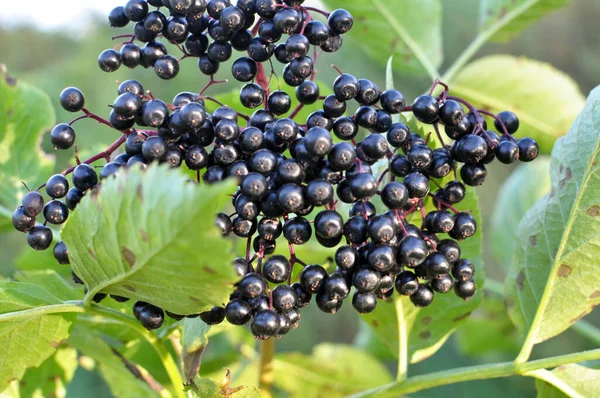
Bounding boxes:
2 0 600 397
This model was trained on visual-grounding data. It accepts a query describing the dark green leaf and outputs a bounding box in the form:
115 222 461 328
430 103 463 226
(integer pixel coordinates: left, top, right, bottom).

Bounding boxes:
181 317 210 384
452 55 584 154
479 0 571 43
0 282 76 386
0 67 55 231
61 165 239 315
490 158 551 271
532 364 600 397
273 344 392 397
321 0 442 77
506 85 600 353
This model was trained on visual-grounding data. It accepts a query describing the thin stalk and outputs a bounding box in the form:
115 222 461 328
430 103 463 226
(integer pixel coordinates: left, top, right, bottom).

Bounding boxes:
258 339 276 398
395 297 408 381
350 348 600 397
88 305 185 398
442 0 544 82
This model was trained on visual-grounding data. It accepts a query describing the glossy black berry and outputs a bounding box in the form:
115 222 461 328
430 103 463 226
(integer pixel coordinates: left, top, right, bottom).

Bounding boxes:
59 87 85 112
398 236 428 268
412 95 439 124
50 124 76 150
403 172 430 199
272 285 298 311
239 273 267 299
199 306 226 325
45 174 69 199
495 111 519 134
72 164 98 192
455 279 477 300
496 140 520 164
26 224 53 250
439 99 464 126
395 271 419 295
410 284 434 307
43 200 69 225
21 191 44 218
98 49 122 72
452 259 475 281
460 163 487 186
352 268 380 293
352 292 377 314
432 275 454 293
328 9 353 34
251 310 280 340
300 264 328 294
437 239 461 264
449 212 477 240
381 90 405 114
333 73 359 101
517 138 539 162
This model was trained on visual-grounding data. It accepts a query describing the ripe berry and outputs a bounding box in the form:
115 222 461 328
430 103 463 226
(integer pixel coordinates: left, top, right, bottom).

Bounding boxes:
367 244 395 271
495 111 519 134
240 83 265 109
449 212 477 240
410 284 434 307
273 8 302 34
52 241 69 265
452 259 475 281
199 306 226 325
225 299 252 325
306 179 334 206
314 210 344 239
138 304 164 330
432 275 454 293
98 49 122 72
353 268 380 293
349 173 377 199
496 141 520 164
398 236 428 268
437 239 461 264
305 20 329 45
328 9 353 34
43 200 69 225
283 217 312 244
343 216 368 244
425 252 451 278
251 310 280 340
50 124 76 150
333 73 359 101
439 99 464 126
381 90 405 114
27 225 53 250
239 272 267 299
142 99 169 127
109 6 129 27
272 285 298 311
395 271 419 295
455 279 477 300
460 163 487 186
59 87 85 112
72 164 98 192
403 172 430 199
22 191 44 218
124 0 149 22
263 255 291 283
154 55 180 79
517 138 539 162
12 207 35 233
296 81 320 105
412 95 439 123
142 136 167 162
352 292 377 314
443 181 466 204
300 264 328 293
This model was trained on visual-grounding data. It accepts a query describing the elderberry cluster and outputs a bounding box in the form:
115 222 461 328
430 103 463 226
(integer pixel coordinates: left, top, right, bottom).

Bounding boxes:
11 0 540 339
100 0 350 85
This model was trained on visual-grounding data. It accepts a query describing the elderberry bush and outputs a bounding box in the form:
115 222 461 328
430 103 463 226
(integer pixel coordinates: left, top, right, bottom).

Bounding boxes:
11 0 540 341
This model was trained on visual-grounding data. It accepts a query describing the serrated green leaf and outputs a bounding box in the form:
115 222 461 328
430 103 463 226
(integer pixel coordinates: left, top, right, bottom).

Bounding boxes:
322 0 442 77
19 347 77 398
506 85 600 357
181 318 210 384
455 295 521 356
14 270 80 301
452 55 584 154
491 158 551 271
479 0 571 43
61 165 239 315
0 68 55 231
273 344 392 397
15 246 72 279
361 188 483 363
68 327 160 398
191 376 259 398
0 282 76 386
531 364 600 397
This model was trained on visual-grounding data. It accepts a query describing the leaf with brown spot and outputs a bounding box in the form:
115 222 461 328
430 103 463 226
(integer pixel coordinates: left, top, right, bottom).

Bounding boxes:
506 85 600 355
517 271 525 290
587 205 600 217
62 165 239 315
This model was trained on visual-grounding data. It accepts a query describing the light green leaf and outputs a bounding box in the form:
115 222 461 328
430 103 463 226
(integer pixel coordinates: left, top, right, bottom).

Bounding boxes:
385 56 400 125
273 344 392 397
479 0 571 43
68 327 161 398
191 376 260 398
14 270 80 301
455 295 521 356
0 67 55 231
61 165 239 315
491 158 552 271
506 85 600 360
0 282 77 386
181 318 210 384
15 247 72 279
452 55 584 154
322 0 442 78
19 347 77 398
531 364 600 397
361 188 484 363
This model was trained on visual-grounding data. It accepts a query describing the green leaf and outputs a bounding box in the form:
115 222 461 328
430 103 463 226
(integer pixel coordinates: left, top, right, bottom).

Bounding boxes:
531 364 600 397
361 188 484 363
19 347 77 398
61 165 239 315
455 295 521 356
452 55 584 154
181 318 210 384
14 270 80 301
479 0 571 43
191 377 260 398
490 158 552 271
506 85 600 359
322 0 442 78
0 67 55 231
385 56 400 125
273 344 392 397
68 327 161 398
15 246 72 279
0 282 77 386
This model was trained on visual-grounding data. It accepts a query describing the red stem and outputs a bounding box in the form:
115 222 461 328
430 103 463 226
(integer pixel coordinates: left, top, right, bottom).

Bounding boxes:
61 134 128 177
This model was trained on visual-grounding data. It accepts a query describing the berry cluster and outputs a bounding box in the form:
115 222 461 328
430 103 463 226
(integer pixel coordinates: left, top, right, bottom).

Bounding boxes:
11 0 539 339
